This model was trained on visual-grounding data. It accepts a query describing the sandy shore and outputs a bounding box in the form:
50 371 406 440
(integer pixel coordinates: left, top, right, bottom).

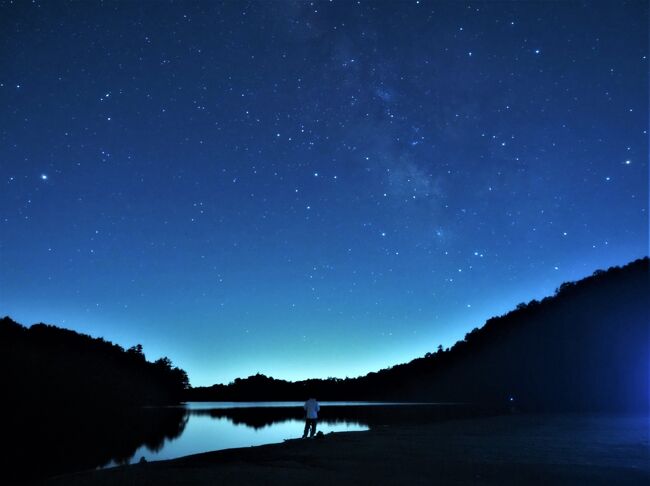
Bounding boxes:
38 414 649 485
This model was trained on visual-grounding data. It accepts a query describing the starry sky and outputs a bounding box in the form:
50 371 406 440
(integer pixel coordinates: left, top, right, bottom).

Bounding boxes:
1 1 647 387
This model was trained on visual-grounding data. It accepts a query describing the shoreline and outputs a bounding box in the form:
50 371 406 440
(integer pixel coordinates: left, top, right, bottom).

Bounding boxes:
38 414 650 485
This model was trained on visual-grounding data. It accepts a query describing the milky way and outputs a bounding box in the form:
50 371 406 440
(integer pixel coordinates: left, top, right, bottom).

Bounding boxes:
1 1 647 385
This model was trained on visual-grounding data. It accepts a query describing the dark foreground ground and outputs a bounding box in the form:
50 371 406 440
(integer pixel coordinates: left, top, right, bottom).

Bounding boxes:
38 414 649 485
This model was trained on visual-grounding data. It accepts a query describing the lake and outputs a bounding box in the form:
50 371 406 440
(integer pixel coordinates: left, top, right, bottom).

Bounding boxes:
8 400 488 482
111 401 471 466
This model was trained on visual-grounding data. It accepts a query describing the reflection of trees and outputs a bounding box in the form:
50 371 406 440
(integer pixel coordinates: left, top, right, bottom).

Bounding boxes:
141 410 189 453
5 406 188 483
191 404 483 430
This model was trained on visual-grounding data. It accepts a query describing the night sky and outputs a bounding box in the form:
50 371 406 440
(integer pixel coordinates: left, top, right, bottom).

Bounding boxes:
1 1 647 387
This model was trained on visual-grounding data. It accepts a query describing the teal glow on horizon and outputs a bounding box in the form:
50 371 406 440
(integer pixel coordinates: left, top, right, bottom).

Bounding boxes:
1 2 647 387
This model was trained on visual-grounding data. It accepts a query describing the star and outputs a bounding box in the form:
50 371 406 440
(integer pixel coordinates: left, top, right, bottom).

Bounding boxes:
0 0 645 392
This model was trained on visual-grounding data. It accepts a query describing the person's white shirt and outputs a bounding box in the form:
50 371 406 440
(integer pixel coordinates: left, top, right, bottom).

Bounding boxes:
304 398 320 419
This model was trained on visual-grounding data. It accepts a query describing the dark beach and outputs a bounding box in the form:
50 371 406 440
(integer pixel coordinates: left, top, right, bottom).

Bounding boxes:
38 414 650 486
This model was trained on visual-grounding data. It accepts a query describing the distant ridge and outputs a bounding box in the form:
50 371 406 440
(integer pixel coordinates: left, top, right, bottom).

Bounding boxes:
188 257 649 412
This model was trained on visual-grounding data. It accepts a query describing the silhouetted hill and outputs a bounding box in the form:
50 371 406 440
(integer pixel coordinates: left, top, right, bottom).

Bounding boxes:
0 317 189 407
188 257 649 412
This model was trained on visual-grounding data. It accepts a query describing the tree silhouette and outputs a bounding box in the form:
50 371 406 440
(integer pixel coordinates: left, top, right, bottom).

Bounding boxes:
188 257 649 412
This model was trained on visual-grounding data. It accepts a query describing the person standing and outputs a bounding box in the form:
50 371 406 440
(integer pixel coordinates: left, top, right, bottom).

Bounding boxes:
302 397 320 438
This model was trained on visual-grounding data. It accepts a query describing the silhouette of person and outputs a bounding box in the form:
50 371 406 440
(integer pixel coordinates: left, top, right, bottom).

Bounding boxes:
302 397 320 438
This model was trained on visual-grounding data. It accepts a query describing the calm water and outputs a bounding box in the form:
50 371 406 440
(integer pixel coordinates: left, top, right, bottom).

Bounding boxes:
6 400 481 480
114 401 454 466
112 402 371 466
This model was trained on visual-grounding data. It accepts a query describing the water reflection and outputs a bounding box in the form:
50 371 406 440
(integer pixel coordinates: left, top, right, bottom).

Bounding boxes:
9 402 484 482
127 414 367 464
125 402 479 465
6 405 187 483
184 401 425 409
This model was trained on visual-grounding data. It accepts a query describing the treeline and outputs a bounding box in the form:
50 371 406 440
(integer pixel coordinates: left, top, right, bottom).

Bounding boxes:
0 317 191 482
188 257 649 412
0 317 189 407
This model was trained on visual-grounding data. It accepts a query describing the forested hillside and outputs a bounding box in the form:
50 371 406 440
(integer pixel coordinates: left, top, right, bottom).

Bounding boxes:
0 317 189 406
189 258 649 412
